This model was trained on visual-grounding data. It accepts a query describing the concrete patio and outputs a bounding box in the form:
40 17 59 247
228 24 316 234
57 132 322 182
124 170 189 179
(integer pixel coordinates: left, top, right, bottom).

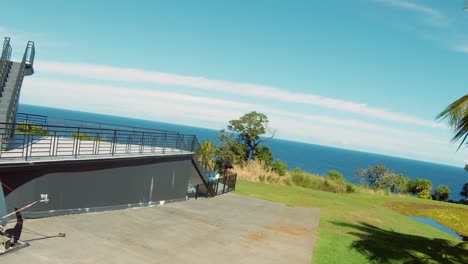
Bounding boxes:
0 193 320 264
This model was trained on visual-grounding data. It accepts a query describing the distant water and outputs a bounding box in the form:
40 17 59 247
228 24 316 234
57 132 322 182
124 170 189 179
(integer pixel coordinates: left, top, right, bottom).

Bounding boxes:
18 104 468 200
410 216 464 240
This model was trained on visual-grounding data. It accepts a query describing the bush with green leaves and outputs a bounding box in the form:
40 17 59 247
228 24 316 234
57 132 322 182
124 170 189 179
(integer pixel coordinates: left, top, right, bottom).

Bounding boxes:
326 170 345 182
271 160 287 176
15 122 49 136
253 145 274 169
346 183 356 193
72 132 104 141
417 189 432 199
378 172 410 193
407 178 432 195
433 184 451 201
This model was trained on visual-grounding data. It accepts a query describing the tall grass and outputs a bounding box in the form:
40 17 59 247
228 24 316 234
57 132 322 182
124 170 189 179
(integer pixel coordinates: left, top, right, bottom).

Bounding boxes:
230 160 356 193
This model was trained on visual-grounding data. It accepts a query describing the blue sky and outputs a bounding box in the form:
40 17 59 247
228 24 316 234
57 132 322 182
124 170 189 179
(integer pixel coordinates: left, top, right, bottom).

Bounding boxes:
1 0 468 166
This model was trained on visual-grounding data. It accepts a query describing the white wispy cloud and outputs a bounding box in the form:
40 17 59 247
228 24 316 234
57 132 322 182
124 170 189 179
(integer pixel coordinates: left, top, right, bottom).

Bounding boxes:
23 78 425 138
20 77 464 165
454 45 468 54
35 61 444 129
374 0 449 27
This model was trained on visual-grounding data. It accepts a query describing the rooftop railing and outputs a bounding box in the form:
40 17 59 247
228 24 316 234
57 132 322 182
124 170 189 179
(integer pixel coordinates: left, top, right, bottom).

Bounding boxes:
9 112 220 196
0 122 196 161
0 37 12 97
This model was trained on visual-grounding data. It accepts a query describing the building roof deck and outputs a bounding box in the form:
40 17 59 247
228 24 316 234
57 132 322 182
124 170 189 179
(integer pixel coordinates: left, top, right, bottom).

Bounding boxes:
0 136 193 164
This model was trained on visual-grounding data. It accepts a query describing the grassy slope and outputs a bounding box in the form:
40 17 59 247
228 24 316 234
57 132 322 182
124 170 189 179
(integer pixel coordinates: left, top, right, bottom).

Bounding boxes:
234 180 468 264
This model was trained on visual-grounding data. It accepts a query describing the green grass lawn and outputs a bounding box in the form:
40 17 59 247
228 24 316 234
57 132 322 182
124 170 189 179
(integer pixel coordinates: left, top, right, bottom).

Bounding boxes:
234 180 468 264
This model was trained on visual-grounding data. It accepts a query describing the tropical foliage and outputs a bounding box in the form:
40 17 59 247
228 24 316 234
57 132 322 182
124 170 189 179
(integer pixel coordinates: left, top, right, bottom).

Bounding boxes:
225 111 274 160
433 184 451 201
15 122 49 136
437 95 468 149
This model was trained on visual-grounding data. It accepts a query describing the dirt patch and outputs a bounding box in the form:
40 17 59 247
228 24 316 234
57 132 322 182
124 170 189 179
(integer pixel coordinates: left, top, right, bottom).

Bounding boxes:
264 225 313 236
244 224 313 243
244 232 266 242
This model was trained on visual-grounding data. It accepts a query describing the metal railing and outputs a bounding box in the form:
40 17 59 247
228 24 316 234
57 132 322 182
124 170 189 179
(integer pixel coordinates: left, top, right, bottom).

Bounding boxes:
5 41 35 126
190 136 220 196
16 112 177 135
194 172 237 199
0 122 197 161
16 113 48 128
0 37 12 96
3 112 221 197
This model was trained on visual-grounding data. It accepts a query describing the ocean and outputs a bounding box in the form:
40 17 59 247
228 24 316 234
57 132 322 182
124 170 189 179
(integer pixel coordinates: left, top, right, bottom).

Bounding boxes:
17 104 468 200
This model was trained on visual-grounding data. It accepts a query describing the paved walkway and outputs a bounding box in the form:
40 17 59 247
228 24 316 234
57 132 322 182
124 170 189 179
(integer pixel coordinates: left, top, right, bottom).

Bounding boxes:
1 193 320 264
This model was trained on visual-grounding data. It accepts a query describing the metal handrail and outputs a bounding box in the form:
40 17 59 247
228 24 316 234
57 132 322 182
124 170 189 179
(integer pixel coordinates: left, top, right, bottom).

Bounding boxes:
0 37 12 95
0 121 197 161
16 112 48 128
190 136 220 196
5 42 34 126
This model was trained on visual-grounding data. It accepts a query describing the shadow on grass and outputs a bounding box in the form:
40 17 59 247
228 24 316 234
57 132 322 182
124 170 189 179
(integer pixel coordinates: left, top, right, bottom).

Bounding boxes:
332 221 468 264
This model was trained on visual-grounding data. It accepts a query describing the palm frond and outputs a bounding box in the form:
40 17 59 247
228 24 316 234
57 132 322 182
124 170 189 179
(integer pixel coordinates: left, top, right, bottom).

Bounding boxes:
437 95 468 149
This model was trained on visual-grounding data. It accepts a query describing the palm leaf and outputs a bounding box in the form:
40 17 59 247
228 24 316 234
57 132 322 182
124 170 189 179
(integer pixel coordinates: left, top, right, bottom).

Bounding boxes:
437 95 468 149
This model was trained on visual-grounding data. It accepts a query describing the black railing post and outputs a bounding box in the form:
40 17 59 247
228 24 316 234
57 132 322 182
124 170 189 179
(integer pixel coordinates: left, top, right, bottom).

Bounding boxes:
74 127 80 158
52 131 57 156
140 132 145 154
162 132 167 154
191 136 196 152
111 130 117 156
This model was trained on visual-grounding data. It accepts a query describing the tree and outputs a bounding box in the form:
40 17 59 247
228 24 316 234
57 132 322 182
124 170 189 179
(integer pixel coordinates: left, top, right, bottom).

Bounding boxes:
226 111 275 160
437 95 468 150
215 131 246 171
461 182 468 199
407 178 432 195
433 184 451 201
253 145 274 168
353 163 389 188
379 173 410 193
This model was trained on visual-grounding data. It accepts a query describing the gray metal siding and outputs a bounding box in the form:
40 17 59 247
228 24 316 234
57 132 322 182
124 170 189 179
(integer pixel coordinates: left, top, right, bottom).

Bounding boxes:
1 155 200 218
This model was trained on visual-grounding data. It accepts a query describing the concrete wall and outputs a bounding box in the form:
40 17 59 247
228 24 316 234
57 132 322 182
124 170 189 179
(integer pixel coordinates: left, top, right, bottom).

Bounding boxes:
0 154 200 218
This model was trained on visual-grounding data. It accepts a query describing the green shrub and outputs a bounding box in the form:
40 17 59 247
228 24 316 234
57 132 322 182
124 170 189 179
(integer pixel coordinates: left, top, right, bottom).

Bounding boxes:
15 122 49 136
321 179 347 193
433 185 451 201
253 146 274 169
72 132 104 141
259 175 265 183
417 189 432 199
346 183 356 193
271 160 287 176
291 172 313 188
326 170 345 182
408 178 432 195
